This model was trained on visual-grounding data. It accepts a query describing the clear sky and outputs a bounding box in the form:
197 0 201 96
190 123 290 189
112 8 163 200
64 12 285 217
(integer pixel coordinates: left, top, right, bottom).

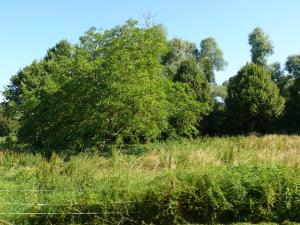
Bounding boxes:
1 0 300 97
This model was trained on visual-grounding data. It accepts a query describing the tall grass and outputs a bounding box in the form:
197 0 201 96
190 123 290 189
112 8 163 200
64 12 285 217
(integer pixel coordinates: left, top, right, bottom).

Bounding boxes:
0 135 299 224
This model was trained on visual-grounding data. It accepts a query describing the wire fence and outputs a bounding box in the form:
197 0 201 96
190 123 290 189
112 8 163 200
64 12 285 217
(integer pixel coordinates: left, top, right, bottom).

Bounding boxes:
0 189 145 192
0 198 297 215
0 191 153 216
0 212 141 215
0 199 155 206
0 188 298 217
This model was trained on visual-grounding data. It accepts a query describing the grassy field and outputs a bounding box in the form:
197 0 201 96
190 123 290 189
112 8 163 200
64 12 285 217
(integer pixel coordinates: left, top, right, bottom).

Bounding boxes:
0 135 299 224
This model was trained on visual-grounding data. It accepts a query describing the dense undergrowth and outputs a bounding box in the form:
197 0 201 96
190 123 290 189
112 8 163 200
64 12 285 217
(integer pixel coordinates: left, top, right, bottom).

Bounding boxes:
0 135 299 224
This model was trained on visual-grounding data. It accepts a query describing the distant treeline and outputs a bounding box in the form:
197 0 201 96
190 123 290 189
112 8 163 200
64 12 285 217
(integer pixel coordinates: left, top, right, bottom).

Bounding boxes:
1 20 300 153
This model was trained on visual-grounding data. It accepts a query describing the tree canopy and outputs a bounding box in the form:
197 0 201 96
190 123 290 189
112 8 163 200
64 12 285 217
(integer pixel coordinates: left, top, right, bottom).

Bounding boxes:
285 55 300 78
2 20 300 152
225 63 284 133
3 20 213 152
248 27 274 66
199 37 227 83
163 38 197 76
283 54 300 132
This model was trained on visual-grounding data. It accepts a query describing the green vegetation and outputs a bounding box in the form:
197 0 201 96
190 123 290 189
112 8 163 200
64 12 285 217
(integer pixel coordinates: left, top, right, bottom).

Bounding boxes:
284 55 300 132
1 19 300 224
199 37 227 83
226 63 285 133
3 21 300 151
248 27 274 66
0 135 298 224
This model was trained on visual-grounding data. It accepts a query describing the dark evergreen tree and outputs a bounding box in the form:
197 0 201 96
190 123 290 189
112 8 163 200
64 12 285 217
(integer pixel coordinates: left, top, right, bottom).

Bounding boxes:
284 54 300 132
225 63 284 133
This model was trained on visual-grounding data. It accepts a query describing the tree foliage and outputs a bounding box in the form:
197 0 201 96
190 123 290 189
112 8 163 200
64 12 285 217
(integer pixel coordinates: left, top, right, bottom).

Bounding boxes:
174 59 212 105
5 21 172 150
284 79 300 132
248 27 274 66
199 37 227 83
268 62 292 97
163 38 197 77
225 63 284 133
284 54 300 132
172 59 213 135
0 106 11 137
269 62 283 83
166 81 204 137
285 55 300 78
4 20 300 151
3 20 213 151
87 20 170 145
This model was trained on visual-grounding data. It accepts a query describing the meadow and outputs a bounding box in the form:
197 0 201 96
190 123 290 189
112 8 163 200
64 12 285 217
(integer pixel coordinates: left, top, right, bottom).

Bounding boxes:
0 135 299 224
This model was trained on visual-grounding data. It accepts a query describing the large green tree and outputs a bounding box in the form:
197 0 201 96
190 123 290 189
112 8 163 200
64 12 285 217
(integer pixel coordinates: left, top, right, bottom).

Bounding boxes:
4 40 74 118
284 79 300 132
89 20 170 145
248 27 274 66
201 81 228 135
285 55 300 78
166 80 204 138
163 38 197 77
284 54 300 132
225 63 284 133
174 59 212 105
6 20 171 151
0 104 12 137
172 59 213 134
3 39 75 148
199 37 227 83
268 62 293 97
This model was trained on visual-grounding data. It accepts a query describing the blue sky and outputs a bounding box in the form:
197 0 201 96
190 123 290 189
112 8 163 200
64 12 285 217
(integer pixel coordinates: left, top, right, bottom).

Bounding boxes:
1 0 300 97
